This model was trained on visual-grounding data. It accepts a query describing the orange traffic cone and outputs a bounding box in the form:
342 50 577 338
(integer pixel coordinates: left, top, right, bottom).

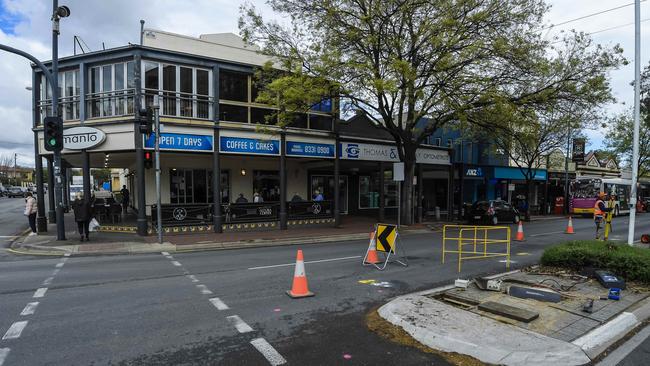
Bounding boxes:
364 232 381 265
565 216 575 234
287 249 314 298
515 221 525 241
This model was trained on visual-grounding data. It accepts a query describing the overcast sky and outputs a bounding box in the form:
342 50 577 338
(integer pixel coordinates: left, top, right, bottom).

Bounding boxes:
0 0 647 167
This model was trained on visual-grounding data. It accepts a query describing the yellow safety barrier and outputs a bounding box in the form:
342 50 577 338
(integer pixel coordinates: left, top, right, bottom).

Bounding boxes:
441 225 511 272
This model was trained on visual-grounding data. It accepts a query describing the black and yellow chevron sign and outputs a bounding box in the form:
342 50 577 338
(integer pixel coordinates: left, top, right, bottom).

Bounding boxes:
376 224 397 253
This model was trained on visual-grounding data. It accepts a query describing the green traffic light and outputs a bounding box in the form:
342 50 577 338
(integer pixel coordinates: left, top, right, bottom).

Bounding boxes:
48 138 57 146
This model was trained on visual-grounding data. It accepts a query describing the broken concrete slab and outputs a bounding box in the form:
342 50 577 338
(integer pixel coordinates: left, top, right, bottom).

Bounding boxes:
378 294 591 366
478 301 539 322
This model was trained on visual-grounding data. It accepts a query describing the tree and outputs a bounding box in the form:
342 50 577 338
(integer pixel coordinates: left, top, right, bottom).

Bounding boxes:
606 61 650 177
240 0 624 224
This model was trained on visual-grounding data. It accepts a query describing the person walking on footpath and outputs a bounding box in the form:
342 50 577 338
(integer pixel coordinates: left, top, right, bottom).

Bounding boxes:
594 192 613 240
24 192 38 236
72 192 92 241
120 185 130 213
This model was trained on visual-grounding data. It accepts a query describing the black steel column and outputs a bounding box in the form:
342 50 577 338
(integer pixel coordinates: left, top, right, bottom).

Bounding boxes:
47 157 55 222
417 163 423 223
62 164 69 211
212 65 222 233
458 162 464 220
333 134 340 227
279 131 287 230
379 161 385 222
448 164 455 221
33 71 47 232
80 62 91 204
134 52 147 235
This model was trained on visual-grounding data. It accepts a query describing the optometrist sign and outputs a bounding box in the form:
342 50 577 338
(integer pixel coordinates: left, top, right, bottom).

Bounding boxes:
219 136 280 156
144 133 213 151
339 142 450 165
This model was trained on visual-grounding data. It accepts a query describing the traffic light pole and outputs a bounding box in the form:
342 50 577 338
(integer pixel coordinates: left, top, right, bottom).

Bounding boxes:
153 101 162 244
51 0 66 240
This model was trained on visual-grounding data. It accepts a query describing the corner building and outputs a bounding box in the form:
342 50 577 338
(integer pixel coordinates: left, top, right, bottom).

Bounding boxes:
33 29 450 234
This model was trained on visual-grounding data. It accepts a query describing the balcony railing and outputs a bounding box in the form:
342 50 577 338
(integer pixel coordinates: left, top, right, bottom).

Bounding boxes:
87 89 135 119
144 88 213 120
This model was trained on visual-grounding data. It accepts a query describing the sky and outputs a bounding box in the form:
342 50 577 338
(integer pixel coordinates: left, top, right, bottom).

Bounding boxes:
0 0 647 168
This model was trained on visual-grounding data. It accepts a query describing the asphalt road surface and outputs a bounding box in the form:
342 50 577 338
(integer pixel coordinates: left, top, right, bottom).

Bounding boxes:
0 196 30 246
1 215 650 365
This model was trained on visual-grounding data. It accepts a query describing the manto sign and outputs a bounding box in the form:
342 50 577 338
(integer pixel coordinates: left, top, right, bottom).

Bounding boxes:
339 142 450 165
63 127 106 150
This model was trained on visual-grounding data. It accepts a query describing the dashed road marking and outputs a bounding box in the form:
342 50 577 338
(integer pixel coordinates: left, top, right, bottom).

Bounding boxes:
196 284 213 295
33 288 48 298
171 261 182 267
63 253 71 257
52 269 60 276
161 252 169 256
250 338 287 365
42 277 54 286
248 255 362 270
2 321 28 340
187 274 199 283
55 262 64 268
20 302 39 316
0 348 9 366
209 297 230 310
226 315 254 333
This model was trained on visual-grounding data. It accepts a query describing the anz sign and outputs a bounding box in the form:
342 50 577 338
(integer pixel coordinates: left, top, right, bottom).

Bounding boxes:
465 167 484 177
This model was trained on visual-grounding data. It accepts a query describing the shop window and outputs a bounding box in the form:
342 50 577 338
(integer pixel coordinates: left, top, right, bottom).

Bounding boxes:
219 70 248 102
196 69 210 119
288 113 308 129
309 114 333 131
251 107 277 125
180 67 193 117
90 67 100 117
359 172 398 209
253 170 280 202
220 104 248 123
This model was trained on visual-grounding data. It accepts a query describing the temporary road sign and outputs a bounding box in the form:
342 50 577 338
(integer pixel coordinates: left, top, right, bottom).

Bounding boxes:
376 224 397 253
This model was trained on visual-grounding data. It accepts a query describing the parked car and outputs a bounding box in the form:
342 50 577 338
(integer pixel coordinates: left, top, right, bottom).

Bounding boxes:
467 200 520 225
6 186 26 198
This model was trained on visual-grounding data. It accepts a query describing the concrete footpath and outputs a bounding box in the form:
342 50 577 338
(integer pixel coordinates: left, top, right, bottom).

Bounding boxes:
378 272 650 366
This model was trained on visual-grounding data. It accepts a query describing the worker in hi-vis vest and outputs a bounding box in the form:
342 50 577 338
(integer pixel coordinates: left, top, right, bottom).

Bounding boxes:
603 194 616 241
594 192 613 240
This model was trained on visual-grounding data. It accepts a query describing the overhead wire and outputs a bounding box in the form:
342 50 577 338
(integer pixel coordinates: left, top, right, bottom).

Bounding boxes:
541 0 647 31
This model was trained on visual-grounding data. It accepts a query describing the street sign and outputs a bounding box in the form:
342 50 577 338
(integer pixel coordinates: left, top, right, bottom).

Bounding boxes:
376 224 397 253
393 162 404 181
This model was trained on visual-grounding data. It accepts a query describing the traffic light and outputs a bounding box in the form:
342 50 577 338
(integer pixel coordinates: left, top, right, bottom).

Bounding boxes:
43 116 63 152
138 107 153 136
144 151 153 169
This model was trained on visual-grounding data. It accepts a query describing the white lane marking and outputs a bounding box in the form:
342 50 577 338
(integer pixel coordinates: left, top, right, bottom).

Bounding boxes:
209 297 230 310
161 251 170 256
2 321 28 340
60 257 68 263
0 236 18 238
171 261 182 267
52 269 60 276
33 288 48 298
55 262 64 268
248 255 362 270
529 231 565 237
0 348 9 366
42 277 54 286
165 255 173 259
20 302 39 316
187 274 199 283
63 253 71 257
196 284 213 295
226 315 254 333
250 338 287 365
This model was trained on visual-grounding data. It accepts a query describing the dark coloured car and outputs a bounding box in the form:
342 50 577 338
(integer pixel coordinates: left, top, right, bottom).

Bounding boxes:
6 187 26 198
467 200 520 225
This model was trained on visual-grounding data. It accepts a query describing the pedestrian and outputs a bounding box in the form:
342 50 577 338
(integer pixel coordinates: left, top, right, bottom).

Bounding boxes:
313 189 324 202
24 192 37 236
594 192 613 240
72 192 92 241
253 192 264 203
235 193 248 203
291 192 303 202
120 185 130 213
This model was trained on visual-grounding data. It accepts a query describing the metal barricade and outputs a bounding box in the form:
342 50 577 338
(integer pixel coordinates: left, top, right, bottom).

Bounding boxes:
441 225 511 272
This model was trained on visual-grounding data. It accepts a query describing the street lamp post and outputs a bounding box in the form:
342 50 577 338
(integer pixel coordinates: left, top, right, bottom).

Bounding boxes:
628 0 641 245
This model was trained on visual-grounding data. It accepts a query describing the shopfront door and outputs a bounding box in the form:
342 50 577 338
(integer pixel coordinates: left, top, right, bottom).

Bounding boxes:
311 175 348 214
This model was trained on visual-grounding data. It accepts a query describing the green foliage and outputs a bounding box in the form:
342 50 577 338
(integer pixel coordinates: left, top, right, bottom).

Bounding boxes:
541 240 650 284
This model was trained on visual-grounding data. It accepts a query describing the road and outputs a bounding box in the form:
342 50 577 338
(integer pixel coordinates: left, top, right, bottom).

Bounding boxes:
0 197 32 261
0 215 649 365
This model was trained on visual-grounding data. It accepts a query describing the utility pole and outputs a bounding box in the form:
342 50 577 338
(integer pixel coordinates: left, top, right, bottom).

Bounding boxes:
13 153 17 186
628 0 641 246
153 97 162 244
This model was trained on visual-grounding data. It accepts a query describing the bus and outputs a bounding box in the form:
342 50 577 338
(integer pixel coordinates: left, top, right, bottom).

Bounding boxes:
570 177 632 216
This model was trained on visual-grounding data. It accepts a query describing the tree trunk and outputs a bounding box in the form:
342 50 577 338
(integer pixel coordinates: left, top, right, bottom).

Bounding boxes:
402 158 416 225
525 178 533 221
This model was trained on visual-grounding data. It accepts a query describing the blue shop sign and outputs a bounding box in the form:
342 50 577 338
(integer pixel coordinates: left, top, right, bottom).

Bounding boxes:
465 167 484 177
220 136 280 155
494 167 547 181
286 141 335 158
144 133 213 151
